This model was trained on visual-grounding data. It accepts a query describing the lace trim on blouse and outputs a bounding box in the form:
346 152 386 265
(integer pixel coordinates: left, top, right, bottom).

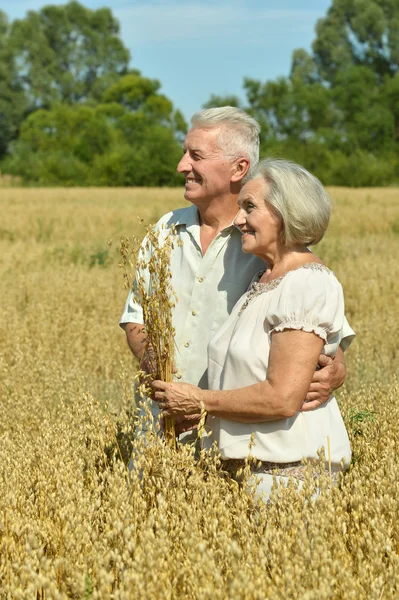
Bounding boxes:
238 262 334 317
271 321 328 341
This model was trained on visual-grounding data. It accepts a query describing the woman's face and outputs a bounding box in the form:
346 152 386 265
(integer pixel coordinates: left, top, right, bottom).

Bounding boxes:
234 177 282 258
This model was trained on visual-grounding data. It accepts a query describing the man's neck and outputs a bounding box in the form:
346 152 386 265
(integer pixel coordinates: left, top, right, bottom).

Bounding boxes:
193 194 239 255
196 195 239 233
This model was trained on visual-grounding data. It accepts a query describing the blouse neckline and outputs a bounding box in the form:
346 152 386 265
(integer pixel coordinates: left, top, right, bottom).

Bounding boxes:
238 262 334 316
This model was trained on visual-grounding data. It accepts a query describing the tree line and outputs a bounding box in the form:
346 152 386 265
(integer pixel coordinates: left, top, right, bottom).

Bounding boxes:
0 0 398 187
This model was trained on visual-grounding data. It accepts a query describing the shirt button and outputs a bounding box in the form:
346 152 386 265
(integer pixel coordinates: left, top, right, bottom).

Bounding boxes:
192 310 197 316
184 342 190 348
175 373 182 379
198 277 204 283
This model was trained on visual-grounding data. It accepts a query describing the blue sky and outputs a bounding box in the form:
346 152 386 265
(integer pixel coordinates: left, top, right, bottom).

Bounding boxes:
3 0 332 121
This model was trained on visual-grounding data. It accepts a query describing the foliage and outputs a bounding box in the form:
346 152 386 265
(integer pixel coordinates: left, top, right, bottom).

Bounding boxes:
1 0 399 185
205 0 399 186
8 1 129 108
202 93 243 109
0 2 186 185
0 12 27 158
0 185 398 596
2 75 186 186
349 408 376 437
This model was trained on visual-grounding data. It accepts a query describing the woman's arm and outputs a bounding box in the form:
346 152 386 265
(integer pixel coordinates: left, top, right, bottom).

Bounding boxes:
153 329 324 423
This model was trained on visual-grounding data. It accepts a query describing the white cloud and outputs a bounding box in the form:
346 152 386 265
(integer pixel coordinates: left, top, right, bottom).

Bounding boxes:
114 2 320 45
2 0 319 44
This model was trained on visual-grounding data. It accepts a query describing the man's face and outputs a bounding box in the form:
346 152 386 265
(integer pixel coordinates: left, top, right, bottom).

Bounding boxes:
176 127 235 206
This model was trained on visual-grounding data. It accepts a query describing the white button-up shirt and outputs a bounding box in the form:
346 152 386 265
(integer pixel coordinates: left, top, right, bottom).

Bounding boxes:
120 204 265 388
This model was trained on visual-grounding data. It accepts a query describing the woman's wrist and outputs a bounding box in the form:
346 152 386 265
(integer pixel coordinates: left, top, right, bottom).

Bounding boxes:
196 388 207 411
197 388 217 414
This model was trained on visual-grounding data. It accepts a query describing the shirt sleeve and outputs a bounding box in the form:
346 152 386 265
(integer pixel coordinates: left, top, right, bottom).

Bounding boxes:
264 268 349 356
340 316 356 351
119 286 144 328
119 233 152 329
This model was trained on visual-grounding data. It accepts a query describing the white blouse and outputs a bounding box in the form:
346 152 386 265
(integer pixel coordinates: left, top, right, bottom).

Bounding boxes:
205 263 353 468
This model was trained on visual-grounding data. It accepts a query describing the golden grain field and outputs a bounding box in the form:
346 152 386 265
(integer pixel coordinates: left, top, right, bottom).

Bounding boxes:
0 186 398 599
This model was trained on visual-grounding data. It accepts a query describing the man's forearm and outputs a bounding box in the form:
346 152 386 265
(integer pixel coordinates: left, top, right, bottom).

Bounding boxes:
124 322 147 361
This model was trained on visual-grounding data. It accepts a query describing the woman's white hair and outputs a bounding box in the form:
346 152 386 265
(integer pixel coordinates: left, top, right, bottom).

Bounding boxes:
191 107 260 169
249 158 332 247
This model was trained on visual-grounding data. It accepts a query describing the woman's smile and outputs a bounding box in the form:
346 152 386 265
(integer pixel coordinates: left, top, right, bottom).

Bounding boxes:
234 178 282 259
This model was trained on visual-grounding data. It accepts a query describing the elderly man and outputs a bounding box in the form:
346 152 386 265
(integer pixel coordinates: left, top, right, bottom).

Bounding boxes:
120 107 353 437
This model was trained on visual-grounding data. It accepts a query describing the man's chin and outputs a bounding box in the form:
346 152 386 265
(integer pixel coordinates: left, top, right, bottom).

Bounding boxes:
184 190 195 201
183 192 203 207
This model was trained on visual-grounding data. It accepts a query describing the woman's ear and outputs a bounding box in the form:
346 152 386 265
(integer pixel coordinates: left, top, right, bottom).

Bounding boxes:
231 158 250 183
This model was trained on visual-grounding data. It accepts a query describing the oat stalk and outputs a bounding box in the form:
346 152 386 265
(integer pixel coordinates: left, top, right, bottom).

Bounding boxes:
120 222 178 448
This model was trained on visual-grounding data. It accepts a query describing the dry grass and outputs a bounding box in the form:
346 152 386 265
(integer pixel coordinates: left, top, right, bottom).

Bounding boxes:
0 172 22 187
0 186 398 598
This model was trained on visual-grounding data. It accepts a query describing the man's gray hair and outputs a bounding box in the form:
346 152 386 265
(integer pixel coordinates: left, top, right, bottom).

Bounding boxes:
250 158 331 247
191 107 260 169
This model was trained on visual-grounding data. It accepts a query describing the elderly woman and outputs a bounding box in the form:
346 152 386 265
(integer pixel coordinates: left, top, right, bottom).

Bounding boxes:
153 158 353 498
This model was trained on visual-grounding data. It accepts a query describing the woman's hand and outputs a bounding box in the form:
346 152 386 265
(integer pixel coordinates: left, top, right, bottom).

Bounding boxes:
160 413 202 435
152 380 204 416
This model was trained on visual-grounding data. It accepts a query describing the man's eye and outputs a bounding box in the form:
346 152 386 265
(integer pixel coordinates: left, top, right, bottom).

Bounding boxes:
247 202 255 210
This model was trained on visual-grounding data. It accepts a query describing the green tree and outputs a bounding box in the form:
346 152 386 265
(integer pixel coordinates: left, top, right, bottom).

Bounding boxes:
0 3 188 185
3 72 187 186
2 104 114 185
8 1 129 109
0 11 27 159
202 94 243 109
103 72 186 140
214 0 399 186
313 0 399 83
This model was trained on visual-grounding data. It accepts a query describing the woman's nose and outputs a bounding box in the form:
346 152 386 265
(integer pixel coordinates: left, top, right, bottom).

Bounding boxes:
233 208 245 228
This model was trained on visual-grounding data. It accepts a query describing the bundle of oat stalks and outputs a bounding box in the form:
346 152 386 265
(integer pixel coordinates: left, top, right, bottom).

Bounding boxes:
120 223 177 446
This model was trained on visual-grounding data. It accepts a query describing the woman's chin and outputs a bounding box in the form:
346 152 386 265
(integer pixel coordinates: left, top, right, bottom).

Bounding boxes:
241 239 256 254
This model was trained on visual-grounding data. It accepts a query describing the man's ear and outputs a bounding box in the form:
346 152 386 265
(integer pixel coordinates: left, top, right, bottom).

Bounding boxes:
231 158 250 183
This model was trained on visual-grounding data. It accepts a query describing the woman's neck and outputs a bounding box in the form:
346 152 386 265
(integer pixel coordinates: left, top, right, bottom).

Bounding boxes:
260 247 321 283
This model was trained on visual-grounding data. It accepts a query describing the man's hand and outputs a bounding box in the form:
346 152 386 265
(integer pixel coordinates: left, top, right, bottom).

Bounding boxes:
124 324 177 377
301 350 346 412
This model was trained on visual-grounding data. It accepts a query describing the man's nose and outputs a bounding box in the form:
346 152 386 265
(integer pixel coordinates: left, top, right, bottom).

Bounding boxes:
177 152 191 173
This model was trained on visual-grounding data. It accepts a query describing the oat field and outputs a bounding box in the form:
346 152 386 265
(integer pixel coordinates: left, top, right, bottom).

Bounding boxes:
0 186 398 599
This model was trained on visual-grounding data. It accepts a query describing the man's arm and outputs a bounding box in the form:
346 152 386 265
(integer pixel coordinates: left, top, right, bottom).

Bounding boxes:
302 314 355 410
301 347 346 411
123 322 157 374
124 322 146 361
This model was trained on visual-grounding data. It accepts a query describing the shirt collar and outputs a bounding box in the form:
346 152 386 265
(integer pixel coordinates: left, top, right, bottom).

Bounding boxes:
173 204 237 235
171 204 199 229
